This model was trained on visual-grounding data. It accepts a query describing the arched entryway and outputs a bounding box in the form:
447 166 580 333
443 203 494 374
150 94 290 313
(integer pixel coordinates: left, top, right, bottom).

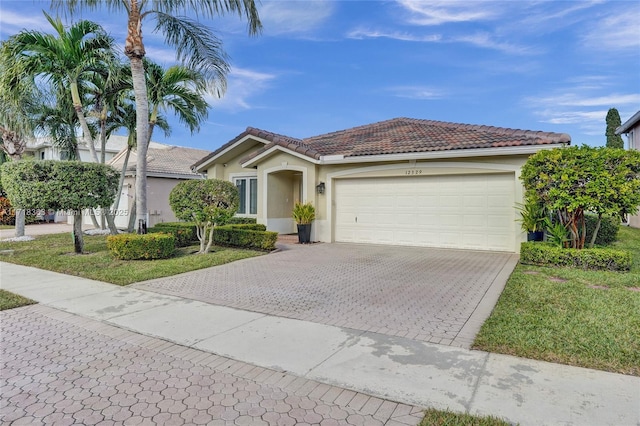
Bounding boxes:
262 166 308 235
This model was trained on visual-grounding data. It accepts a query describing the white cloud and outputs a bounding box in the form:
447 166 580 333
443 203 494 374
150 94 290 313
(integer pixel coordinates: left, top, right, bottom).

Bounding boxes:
206 67 276 111
388 85 446 100
529 93 640 108
525 83 640 138
0 10 50 36
347 27 533 55
452 32 540 55
347 28 441 43
258 0 333 35
581 12 640 51
397 0 499 26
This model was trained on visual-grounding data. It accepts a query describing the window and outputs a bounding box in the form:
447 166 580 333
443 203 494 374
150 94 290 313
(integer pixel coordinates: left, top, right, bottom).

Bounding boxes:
234 177 257 215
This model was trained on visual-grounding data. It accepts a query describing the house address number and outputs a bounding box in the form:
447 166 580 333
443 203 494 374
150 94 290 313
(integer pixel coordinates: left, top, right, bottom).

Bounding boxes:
405 169 423 175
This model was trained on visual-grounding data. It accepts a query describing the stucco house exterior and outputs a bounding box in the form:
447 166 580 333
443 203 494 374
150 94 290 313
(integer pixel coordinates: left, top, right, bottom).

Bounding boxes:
24 134 128 163
108 142 210 228
193 117 571 253
616 110 640 228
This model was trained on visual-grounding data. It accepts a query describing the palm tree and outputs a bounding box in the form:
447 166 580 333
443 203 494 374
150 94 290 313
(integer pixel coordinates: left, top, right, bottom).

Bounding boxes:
52 0 262 233
0 45 43 237
145 60 209 144
2 12 116 164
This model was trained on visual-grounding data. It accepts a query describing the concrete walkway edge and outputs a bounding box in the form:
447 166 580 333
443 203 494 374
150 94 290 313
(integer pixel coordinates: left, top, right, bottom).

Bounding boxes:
1 261 639 426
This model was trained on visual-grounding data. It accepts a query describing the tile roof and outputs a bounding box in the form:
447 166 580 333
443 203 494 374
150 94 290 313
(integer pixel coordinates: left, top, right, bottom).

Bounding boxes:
192 127 304 169
111 142 211 177
204 117 571 167
301 117 571 158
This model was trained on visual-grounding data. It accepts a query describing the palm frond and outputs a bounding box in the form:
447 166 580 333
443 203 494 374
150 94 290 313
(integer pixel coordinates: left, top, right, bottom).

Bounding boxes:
152 12 229 96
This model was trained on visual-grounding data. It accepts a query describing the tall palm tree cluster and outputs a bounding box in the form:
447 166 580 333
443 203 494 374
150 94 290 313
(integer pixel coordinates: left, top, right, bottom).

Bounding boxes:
0 0 261 236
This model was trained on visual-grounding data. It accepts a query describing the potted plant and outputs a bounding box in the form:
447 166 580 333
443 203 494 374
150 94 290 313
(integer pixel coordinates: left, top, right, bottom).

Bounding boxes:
516 196 547 241
292 201 315 244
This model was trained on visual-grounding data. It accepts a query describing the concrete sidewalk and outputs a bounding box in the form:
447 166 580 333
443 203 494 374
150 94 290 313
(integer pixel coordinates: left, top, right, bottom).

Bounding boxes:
1 261 638 426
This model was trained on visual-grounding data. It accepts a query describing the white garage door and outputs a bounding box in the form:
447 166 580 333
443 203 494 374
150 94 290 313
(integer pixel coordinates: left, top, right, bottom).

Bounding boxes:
334 173 516 252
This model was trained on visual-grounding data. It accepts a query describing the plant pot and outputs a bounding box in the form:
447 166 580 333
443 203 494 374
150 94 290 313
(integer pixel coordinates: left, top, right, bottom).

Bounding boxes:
527 231 544 242
297 224 312 244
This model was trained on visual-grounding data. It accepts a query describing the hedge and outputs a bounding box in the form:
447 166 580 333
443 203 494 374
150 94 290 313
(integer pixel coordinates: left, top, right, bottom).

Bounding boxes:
213 224 277 251
585 214 620 246
227 217 257 225
107 233 176 260
149 222 198 247
520 242 631 272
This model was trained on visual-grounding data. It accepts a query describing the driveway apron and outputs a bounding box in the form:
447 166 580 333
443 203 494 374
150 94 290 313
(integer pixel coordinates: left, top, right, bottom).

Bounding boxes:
133 243 515 348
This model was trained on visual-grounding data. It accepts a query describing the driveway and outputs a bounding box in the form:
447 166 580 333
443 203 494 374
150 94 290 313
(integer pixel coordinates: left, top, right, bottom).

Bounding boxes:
133 243 517 348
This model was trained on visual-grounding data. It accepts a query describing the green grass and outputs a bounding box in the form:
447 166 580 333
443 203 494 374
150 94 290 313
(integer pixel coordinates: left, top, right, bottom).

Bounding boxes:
0 233 265 285
474 226 640 376
0 289 36 311
419 408 513 426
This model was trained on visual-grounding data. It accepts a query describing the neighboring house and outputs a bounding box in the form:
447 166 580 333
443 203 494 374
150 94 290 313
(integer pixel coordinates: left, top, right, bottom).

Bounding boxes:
193 117 571 253
109 142 210 228
616 110 640 228
24 134 129 162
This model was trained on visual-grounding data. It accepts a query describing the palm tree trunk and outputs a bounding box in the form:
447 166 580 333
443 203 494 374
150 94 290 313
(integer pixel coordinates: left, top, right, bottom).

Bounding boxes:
130 56 149 234
125 0 149 235
106 147 131 235
127 193 136 233
70 81 99 163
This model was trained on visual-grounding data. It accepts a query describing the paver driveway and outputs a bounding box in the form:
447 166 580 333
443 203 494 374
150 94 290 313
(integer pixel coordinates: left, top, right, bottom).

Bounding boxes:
133 243 516 348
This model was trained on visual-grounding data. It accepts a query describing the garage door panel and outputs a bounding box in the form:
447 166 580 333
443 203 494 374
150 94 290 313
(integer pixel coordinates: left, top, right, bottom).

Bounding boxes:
334 173 516 251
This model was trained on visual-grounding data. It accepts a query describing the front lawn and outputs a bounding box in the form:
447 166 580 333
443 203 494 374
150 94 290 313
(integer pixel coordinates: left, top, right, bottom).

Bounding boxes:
0 289 36 310
0 232 265 286
474 226 640 376
419 409 512 426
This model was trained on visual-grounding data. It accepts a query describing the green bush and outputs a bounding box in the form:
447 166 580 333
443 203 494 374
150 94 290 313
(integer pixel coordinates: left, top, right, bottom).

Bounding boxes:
213 224 277 251
520 242 631 272
585 214 620 246
107 233 176 260
149 222 198 247
227 217 257 225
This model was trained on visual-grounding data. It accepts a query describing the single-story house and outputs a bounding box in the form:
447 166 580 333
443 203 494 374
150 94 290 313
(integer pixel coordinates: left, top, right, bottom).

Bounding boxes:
193 117 571 252
616 110 640 228
108 142 210 228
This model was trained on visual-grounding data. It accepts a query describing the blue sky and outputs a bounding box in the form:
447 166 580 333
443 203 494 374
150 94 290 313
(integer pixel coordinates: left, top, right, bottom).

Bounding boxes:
1 1 639 152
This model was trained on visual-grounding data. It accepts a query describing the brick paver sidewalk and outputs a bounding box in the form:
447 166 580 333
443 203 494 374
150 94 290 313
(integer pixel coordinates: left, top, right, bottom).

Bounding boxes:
1 305 423 425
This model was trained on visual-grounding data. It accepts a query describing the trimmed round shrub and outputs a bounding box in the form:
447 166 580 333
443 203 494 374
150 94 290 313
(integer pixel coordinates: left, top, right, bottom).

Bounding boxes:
107 233 176 260
149 222 198 247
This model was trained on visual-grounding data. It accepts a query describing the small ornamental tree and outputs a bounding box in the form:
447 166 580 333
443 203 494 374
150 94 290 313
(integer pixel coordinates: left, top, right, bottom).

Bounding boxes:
0 161 119 253
169 179 239 254
521 146 640 249
605 108 624 149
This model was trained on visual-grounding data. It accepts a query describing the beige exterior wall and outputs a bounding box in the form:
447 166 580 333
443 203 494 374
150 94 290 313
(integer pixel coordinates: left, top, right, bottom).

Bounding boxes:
109 176 200 229
208 145 533 247
623 122 640 228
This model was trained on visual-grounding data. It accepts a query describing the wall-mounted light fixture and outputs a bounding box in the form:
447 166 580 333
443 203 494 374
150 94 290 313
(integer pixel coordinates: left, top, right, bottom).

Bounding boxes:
316 182 325 194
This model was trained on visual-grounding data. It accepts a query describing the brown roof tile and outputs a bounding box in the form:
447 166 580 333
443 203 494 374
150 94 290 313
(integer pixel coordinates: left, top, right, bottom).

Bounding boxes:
302 117 570 157
203 118 571 166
